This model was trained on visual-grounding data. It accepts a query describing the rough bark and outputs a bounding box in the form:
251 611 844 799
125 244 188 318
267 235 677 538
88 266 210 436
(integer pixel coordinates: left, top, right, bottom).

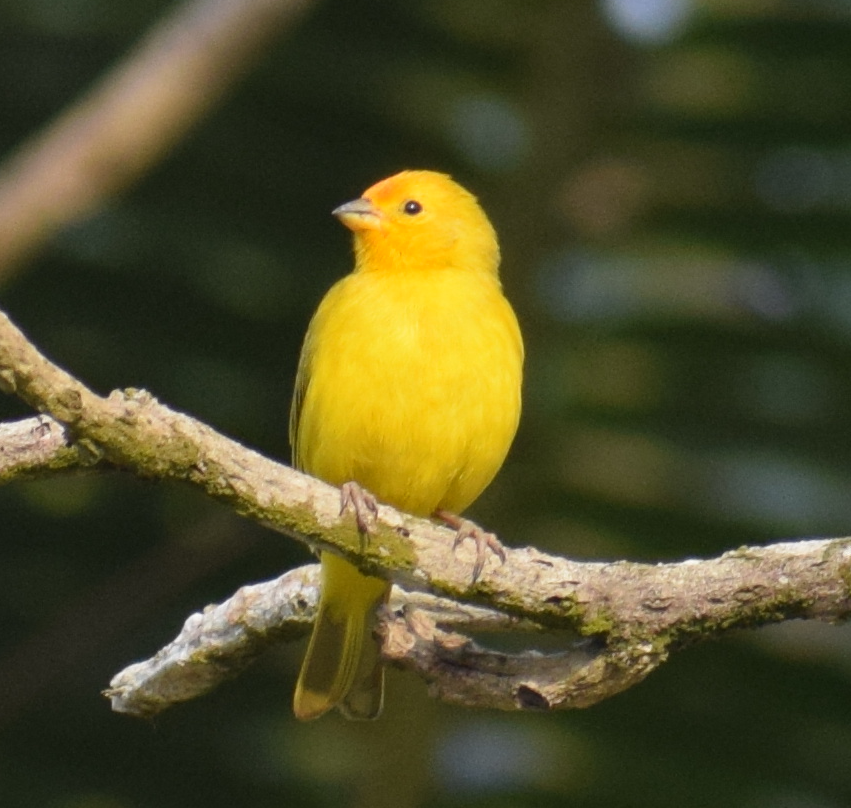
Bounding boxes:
2 307 850 715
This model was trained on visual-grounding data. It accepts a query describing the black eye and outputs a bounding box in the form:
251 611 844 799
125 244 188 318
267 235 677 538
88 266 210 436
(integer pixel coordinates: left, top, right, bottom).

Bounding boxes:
403 200 422 215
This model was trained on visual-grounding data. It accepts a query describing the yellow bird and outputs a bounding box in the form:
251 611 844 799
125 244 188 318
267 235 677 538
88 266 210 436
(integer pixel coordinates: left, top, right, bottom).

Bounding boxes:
290 170 523 720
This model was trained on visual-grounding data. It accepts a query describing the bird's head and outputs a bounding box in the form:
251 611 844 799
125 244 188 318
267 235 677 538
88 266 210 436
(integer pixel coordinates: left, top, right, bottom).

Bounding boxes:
333 170 500 276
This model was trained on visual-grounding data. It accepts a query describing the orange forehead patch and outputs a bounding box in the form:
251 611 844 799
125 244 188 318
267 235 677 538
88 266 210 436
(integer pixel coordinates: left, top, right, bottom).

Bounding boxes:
361 172 409 205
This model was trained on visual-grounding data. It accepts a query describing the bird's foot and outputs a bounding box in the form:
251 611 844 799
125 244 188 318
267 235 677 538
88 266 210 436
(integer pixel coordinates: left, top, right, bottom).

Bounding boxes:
434 509 506 582
340 481 379 536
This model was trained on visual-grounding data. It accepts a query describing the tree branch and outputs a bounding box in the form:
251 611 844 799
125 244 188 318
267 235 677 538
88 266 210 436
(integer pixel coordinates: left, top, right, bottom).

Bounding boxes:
0 0 314 285
105 564 545 717
106 537 851 716
2 305 851 714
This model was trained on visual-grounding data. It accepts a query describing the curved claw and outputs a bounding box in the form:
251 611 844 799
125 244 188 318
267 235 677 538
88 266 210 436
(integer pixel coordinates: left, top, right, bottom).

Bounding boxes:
434 509 506 583
340 481 378 535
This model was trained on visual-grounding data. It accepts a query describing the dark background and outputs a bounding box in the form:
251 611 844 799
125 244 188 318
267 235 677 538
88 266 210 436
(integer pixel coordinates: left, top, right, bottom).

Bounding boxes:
1 1 851 806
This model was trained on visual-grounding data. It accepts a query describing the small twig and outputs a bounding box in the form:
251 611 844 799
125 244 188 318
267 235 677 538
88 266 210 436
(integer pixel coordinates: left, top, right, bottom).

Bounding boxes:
379 611 603 712
0 416 86 482
107 565 321 718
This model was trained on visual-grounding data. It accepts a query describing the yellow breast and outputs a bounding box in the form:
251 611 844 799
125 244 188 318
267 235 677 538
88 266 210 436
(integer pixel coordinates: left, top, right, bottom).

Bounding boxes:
292 265 523 517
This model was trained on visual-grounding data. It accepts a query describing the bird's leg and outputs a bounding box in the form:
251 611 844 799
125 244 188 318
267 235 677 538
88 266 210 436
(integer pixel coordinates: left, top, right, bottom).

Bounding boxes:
340 481 379 539
433 509 507 582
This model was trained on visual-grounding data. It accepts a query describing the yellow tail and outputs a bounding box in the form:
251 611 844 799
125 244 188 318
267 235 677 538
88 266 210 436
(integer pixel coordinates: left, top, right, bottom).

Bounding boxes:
293 552 390 721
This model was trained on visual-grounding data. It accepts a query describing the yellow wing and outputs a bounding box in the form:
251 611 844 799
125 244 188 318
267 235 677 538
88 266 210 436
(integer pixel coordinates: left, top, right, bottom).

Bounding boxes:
290 283 391 721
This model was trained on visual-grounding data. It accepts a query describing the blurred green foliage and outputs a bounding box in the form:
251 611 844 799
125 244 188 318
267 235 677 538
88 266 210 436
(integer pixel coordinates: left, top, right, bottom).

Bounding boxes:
2 0 851 806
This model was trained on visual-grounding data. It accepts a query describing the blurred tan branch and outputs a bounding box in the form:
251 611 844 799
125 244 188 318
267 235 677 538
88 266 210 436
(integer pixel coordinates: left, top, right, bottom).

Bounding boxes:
0 0 313 285
2 305 851 715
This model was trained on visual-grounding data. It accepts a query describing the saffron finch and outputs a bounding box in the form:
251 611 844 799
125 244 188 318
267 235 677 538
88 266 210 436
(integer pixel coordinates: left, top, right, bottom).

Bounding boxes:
290 170 523 720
